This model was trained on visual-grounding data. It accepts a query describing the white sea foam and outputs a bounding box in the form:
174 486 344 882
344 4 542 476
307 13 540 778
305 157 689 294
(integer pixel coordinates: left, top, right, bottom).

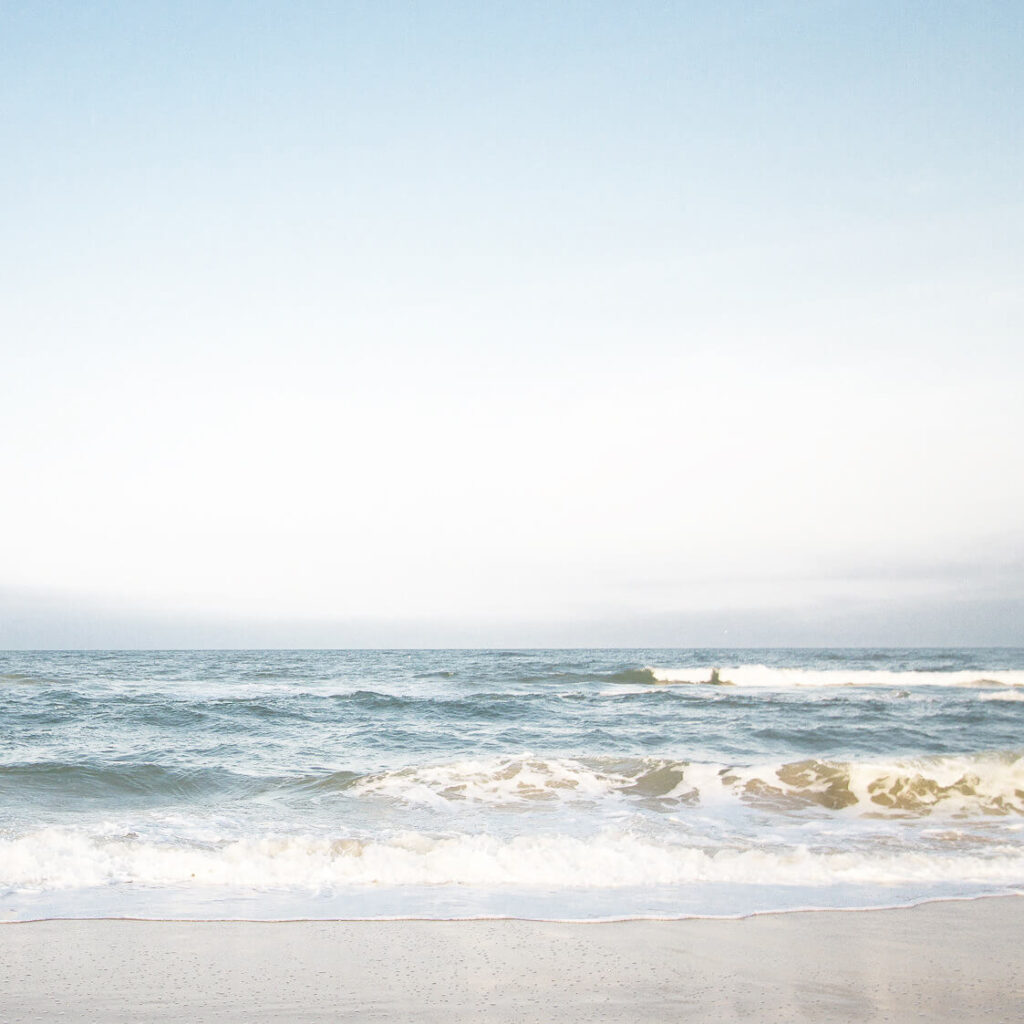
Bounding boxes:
2 827 1023 892
643 666 1024 688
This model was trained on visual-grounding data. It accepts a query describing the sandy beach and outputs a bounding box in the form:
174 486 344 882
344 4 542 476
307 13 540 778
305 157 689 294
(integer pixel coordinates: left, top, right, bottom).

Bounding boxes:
1 896 1021 1023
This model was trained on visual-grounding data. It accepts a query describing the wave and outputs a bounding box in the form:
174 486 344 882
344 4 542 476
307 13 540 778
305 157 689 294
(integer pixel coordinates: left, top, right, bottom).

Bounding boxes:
340 752 1024 818
641 666 1024 689
8 752 1022 818
3 827 1023 892
0 671 59 686
712 752 1024 816
348 756 696 808
600 669 668 684
0 762 264 803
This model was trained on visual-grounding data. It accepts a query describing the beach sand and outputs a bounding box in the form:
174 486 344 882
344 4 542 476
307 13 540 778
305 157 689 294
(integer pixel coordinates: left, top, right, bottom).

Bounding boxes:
1 896 1021 1023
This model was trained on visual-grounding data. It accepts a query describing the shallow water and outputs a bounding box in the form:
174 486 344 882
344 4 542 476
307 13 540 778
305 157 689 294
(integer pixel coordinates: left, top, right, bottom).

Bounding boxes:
1 648 1022 919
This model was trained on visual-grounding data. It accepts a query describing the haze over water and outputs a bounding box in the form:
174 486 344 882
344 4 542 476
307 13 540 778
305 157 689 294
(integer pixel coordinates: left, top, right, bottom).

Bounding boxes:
3 648 1022 921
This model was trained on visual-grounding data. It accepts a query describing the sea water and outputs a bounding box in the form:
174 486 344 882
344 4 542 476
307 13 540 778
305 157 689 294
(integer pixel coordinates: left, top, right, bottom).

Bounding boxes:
1 648 1022 920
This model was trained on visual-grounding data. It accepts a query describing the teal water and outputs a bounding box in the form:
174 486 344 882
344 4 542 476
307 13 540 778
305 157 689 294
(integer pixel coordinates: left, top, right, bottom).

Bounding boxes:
1 649 1023 920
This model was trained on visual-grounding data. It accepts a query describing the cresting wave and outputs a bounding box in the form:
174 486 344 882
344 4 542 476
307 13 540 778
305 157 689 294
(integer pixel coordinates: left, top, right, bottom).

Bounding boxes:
347 752 1024 817
4 753 1022 817
4 828 1024 892
639 666 1024 688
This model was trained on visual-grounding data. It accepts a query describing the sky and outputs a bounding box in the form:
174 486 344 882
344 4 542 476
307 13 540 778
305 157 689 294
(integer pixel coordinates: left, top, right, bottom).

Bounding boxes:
1 1 1022 648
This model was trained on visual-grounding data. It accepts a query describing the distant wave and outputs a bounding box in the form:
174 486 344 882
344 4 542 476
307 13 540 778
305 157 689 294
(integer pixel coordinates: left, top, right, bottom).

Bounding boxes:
639 666 1024 688
600 668 666 684
0 671 60 686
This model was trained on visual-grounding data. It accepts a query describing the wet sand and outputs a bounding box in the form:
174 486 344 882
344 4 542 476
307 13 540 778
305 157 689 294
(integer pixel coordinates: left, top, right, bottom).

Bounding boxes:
1 896 1021 1023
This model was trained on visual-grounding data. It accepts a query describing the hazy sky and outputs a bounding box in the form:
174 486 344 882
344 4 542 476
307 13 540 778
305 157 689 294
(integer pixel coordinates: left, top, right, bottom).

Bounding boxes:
2 1 1022 647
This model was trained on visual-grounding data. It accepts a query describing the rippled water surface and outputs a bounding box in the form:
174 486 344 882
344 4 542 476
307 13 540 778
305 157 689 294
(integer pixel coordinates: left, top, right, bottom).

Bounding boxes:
2 648 1023 919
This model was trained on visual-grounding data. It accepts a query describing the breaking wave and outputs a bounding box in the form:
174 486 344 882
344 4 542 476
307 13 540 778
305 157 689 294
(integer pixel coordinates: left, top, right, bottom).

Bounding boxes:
3 827 1023 892
6 753 1022 818
341 752 1024 818
640 666 1024 689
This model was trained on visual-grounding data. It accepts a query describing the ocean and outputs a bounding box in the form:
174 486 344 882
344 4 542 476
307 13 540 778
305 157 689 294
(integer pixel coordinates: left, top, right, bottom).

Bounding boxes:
1 648 1022 921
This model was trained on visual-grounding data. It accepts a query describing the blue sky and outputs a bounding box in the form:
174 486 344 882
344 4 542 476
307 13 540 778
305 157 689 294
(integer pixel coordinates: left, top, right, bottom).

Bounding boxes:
1 2 1022 646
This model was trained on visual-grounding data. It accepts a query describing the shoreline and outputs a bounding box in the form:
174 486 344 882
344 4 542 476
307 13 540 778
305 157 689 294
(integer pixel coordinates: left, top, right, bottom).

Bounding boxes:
2 895 1021 1022
4 886 1022 925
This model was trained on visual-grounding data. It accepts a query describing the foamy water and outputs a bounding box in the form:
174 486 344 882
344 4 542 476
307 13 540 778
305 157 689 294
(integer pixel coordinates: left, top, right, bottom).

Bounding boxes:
1 648 1022 920
645 666 1024 688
